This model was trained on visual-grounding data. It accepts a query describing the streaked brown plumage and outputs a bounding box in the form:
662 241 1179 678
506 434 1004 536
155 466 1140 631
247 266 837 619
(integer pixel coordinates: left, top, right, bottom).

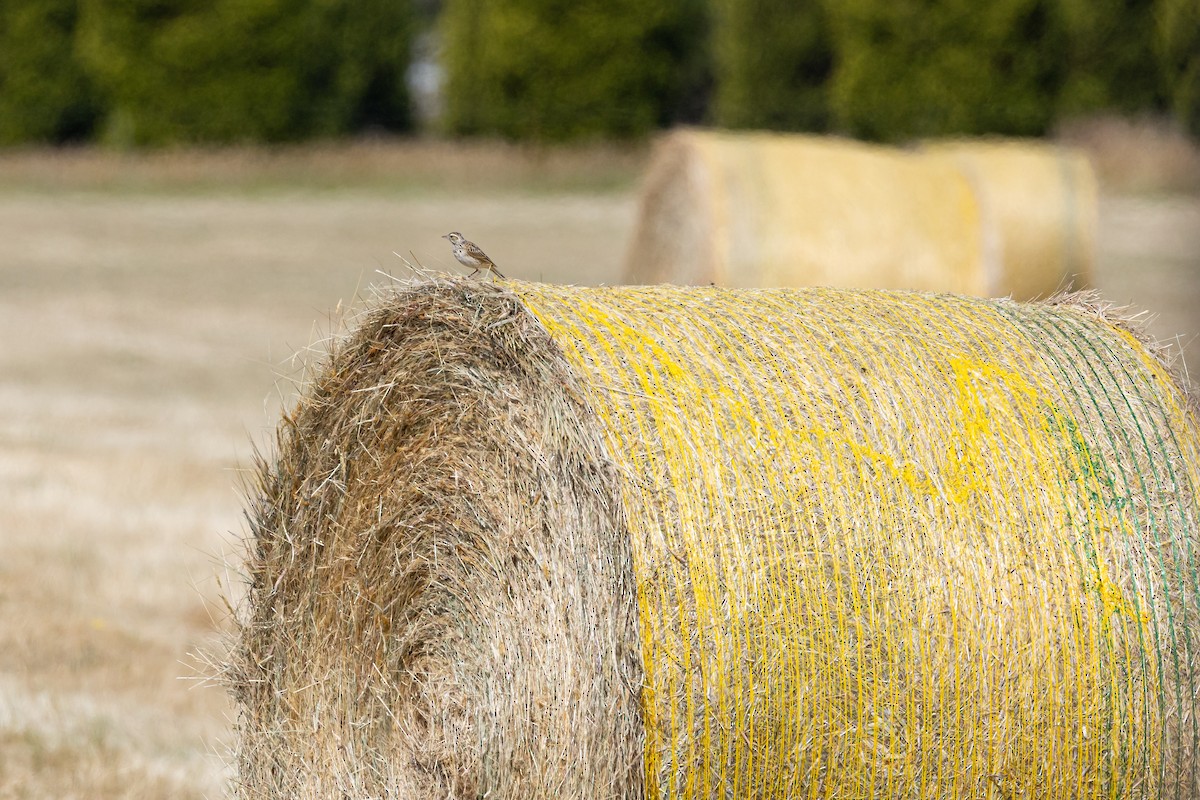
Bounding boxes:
443 231 505 279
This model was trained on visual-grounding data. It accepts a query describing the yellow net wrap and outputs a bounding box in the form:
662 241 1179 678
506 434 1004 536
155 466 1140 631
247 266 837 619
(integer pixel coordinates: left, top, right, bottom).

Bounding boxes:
515 284 1200 799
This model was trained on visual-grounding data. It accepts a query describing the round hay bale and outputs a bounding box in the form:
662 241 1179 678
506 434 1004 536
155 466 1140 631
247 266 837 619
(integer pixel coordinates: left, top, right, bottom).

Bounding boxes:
922 139 1097 299
233 280 1200 799
623 130 1096 300
623 130 986 293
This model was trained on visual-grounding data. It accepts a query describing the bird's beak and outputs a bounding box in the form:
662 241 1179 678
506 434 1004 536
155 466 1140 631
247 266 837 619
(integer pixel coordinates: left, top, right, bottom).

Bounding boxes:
441 234 450 240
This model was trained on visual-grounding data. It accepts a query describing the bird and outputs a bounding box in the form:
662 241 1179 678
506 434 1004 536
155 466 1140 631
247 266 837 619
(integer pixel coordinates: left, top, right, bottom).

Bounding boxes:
442 231 505 280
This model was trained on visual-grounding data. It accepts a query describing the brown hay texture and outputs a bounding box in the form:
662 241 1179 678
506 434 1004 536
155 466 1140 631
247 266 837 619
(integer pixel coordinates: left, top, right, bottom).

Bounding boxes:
233 280 1200 799
623 130 1096 299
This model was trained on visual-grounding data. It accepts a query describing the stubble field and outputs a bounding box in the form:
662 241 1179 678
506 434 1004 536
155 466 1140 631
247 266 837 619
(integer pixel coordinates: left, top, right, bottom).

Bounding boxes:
0 135 1196 798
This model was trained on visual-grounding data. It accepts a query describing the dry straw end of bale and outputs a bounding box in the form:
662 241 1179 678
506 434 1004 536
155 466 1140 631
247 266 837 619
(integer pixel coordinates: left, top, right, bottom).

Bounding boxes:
234 278 1200 799
232 282 644 798
622 130 725 288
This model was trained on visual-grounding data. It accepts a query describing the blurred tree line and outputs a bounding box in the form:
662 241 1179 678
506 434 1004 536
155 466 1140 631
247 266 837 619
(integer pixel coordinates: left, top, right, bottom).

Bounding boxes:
0 0 1195 146
0 0 414 145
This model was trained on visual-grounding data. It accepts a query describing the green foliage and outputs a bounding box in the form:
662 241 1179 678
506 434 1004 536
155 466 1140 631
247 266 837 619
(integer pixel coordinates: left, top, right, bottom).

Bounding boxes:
76 0 413 145
1056 0 1164 117
826 0 1068 141
711 0 1193 141
440 0 709 141
1157 0 1200 137
0 0 100 144
711 0 833 131
1 0 1193 146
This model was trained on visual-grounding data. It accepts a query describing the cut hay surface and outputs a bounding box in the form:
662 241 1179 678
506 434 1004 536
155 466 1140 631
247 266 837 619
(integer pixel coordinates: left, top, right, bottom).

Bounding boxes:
232 286 643 798
624 130 1096 300
234 279 1200 799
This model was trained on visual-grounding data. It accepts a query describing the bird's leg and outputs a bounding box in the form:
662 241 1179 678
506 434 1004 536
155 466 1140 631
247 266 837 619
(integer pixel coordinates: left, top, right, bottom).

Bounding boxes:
469 267 480 278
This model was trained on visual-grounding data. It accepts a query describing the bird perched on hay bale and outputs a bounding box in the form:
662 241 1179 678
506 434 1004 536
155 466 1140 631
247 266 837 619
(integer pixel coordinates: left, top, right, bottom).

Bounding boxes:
443 231 505 279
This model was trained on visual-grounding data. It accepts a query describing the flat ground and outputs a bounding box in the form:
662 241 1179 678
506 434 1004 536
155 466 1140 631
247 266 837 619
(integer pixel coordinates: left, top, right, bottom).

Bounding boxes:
0 138 1196 798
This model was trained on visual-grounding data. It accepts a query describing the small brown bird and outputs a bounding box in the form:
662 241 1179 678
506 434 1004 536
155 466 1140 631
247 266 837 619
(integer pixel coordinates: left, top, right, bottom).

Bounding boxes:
443 231 505 279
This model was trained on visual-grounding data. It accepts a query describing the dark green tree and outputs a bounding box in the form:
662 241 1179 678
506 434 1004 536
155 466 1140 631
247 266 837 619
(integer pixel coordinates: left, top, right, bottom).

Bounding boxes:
711 0 834 131
440 0 709 141
1156 0 1200 137
826 0 1068 141
76 0 413 145
1055 0 1164 118
0 0 100 144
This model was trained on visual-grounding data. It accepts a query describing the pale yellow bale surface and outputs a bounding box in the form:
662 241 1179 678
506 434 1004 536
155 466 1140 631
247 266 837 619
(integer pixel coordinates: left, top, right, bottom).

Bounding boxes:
924 139 1097 298
625 130 1096 299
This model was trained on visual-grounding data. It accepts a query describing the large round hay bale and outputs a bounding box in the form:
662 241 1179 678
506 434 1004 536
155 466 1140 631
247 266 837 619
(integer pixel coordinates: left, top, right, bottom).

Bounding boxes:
623 130 1096 299
233 280 1200 799
922 139 1097 299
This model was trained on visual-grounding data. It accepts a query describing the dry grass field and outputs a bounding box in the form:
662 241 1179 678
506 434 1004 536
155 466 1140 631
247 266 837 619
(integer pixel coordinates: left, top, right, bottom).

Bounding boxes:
0 131 1196 798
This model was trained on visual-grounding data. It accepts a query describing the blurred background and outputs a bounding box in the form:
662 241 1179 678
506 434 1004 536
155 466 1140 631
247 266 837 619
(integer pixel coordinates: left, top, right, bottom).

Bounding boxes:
1 1 1197 797
3 0 1198 146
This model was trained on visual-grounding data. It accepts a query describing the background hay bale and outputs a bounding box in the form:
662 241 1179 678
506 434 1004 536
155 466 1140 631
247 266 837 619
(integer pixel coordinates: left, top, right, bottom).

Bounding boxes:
234 280 1200 799
623 130 985 292
922 139 1097 299
623 130 1096 299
